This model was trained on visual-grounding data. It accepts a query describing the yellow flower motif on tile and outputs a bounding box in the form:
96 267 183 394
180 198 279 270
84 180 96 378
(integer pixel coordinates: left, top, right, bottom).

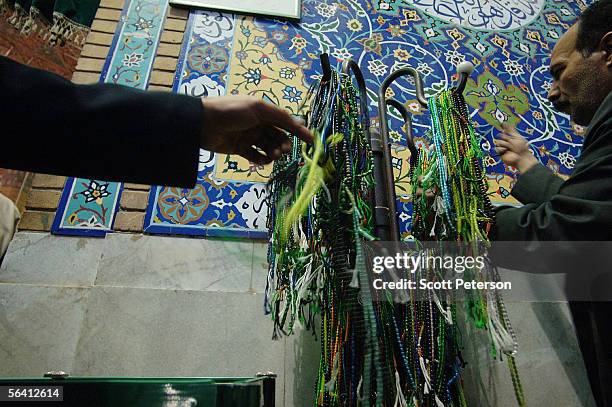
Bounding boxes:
385 87 395 98
336 2 348 11
229 189 238 199
386 24 407 37
484 155 496 167
227 209 236 221
486 173 519 205
220 16 308 184
400 9 420 24
399 195 412 203
490 34 508 49
389 129 402 143
393 46 412 61
446 28 465 42
377 15 386 25
290 34 308 55
406 100 424 116
347 18 363 32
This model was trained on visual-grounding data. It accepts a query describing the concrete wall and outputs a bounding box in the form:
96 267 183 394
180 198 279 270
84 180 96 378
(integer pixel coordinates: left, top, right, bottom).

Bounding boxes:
0 231 597 406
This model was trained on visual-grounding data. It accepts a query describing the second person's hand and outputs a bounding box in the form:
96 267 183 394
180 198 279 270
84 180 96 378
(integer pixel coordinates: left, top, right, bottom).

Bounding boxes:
494 124 539 174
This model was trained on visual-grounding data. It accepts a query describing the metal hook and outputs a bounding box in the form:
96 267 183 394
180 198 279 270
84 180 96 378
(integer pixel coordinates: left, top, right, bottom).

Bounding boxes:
341 59 370 133
377 68 427 241
456 61 474 95
386 99 418 171
304 54 338 165
320 53 332 82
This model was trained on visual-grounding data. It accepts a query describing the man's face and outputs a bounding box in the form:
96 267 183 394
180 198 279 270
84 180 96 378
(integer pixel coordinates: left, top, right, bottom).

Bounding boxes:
547 24 610 126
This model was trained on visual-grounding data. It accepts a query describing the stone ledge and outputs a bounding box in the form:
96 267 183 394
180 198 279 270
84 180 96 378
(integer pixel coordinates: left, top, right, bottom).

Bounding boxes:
152 56 178 72
95 8 122 21
156 43 182 57
167 7 189 19
81 44 111 59
160 31 184 44
164 18 187 32
75 57 105 73
124 183 151 191
90 20 118 34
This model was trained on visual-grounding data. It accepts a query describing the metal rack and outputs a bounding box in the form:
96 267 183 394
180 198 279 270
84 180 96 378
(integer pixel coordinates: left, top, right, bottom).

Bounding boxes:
334 54 475 241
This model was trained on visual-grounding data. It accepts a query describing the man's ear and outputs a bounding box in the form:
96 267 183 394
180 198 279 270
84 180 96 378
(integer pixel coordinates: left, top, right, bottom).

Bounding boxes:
600 32 612 67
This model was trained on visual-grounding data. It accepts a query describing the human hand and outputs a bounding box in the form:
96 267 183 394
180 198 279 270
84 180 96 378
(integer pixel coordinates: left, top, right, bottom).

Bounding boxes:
493 124 539 174
200 96 313 165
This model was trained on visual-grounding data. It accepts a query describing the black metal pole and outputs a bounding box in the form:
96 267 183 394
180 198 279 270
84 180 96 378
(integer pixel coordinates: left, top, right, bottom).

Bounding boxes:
341 59 391 241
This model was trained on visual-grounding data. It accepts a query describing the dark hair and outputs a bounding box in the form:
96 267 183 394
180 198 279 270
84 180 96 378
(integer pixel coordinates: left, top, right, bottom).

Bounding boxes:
576 0 612 55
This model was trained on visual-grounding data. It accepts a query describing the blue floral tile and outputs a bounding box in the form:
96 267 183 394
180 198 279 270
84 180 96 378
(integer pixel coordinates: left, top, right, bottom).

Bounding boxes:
143 0 586 238
52 0 171 236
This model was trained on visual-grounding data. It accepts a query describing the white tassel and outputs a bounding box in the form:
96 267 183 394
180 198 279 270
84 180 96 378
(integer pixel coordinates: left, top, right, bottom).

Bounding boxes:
419 356 431 394
324 354 340 392
393 370 408 407
429 196 445 237
431 291 453 325
298 220 308 250
435 394 445 407
487 293 515 355
349 266 359 288
356 376 363 405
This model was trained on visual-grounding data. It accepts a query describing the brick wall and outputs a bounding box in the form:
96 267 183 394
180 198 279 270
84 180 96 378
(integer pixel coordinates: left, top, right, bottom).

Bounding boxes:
1 3 84 211
19 0 189 233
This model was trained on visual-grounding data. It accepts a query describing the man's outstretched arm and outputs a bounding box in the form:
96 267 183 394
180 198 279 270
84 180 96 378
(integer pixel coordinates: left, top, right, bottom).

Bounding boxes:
494 125 564 205
491 121 612 242
0 56 312 187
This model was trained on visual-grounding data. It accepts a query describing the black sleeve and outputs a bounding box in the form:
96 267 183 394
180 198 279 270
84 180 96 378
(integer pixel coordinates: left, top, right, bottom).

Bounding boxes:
0 56 202 188
510 163 564 205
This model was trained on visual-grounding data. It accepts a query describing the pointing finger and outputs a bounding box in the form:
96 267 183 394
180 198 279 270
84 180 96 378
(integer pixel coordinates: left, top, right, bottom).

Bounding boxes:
254 101 314 144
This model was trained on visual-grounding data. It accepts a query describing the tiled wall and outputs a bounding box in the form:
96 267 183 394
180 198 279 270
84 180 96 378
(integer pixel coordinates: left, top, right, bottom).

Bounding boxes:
18 0 187 233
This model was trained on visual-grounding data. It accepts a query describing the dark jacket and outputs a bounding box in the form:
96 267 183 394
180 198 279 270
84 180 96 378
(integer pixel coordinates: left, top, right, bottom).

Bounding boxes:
0 56 202 188
491 91 612 407
493 90 612 242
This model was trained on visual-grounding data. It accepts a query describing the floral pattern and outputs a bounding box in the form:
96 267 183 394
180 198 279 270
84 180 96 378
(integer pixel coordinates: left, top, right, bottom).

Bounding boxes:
158 185 209 224
188 44 228 74
81 181 111 204
145 0 587 239
465 69 530 127
54 0 169 236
